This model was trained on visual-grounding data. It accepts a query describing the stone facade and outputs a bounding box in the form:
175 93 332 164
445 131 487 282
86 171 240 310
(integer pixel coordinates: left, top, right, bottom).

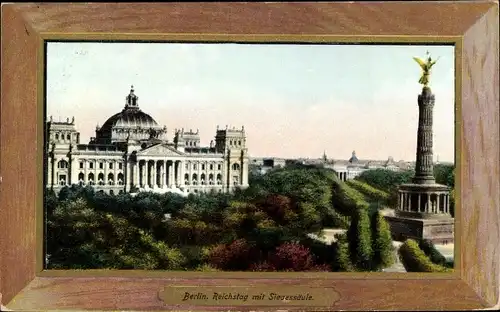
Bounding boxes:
46 87 249 196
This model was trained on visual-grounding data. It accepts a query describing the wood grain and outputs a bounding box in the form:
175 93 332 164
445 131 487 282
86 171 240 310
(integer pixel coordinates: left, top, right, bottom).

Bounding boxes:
1 1 499 311
460 3 500 307
10 2 494 35
5 277 488 311
0 3 39 305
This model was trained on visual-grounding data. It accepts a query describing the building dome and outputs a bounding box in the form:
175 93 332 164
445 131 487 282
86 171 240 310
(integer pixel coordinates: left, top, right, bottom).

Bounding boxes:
349 150 359 163
100 108 159 130
94 86 165 144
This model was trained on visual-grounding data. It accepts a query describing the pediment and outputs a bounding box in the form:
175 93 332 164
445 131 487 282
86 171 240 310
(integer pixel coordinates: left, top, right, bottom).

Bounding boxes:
137 144 184 157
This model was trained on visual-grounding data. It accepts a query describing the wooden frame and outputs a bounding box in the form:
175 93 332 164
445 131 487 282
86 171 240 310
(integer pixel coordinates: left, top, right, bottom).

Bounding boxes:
1 2 498 311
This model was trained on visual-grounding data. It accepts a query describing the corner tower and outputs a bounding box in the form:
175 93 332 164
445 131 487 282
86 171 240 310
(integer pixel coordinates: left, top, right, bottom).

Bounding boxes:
215 125 249 190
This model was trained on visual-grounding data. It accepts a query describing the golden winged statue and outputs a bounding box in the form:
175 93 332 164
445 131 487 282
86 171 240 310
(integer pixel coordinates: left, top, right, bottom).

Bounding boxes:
413 51 439 87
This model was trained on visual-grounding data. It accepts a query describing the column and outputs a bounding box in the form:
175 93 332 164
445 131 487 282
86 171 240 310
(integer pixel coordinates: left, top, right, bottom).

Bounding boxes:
153 160 157 188
141 161 146 187
445 194 449 214
242 159 249 187
84 160 87 184
188 161 192 185
125 161 132 192
175 161 179 187
47 155 53 186
159 161 164 188
103 160 108 186
408 194 411 212
179 161 185 187
94 160 98 185
114 160 118 186
149 161 154 187
197 161 202 189
436 193 440 213
133 161 139 187
168 161 174 187
418 194 422 212
427 194 431 213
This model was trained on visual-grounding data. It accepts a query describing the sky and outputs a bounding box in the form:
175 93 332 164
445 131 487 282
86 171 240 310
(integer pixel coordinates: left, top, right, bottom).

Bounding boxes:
46 42 455 162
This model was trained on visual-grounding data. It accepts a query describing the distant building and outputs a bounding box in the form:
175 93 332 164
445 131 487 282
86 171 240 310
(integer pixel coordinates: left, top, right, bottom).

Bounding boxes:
46 86 249 195
249 157 287 175
321 151 413 181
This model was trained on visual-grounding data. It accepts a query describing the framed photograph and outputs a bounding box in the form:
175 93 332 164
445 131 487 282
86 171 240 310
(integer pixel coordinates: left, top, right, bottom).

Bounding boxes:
1 2 498 311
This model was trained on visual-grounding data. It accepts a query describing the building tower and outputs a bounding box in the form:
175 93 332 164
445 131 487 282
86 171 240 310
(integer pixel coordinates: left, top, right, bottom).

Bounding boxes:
385 54 454 244
215 125 249 191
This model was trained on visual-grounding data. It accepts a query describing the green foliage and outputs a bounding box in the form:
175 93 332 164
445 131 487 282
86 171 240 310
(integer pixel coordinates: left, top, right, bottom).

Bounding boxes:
418 239 447 266
398 239 451 272
347 208 373 270
331 180 369 217
346 180 390 203
45 166 398 272
434 164 455 187
356 169 414 192
333 234 355 272
371 211 395 270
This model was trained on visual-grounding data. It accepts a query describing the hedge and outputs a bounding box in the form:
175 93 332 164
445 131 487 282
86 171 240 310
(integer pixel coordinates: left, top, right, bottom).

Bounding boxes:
398 239 451 272
346 180 390 203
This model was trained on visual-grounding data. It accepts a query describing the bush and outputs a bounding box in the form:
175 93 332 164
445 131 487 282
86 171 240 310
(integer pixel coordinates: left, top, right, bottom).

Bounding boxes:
333 234 355 272
398 239 451 272
347 208 373 270
207 239 260 271
418 239 447 266
371 211 394 270
268 242 315 271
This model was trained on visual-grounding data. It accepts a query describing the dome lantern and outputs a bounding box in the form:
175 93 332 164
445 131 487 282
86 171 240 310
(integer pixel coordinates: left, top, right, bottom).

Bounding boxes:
125 85 139 109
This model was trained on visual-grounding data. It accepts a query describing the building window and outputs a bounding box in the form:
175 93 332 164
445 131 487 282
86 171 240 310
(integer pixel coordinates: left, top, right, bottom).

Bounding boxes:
98 173 105 185
59 175 67 186
210 164 213 170
233 176 239 185
67 134 71 140
232 163 240 171
109 162 113 169
238 140 241 146
202 164 205 170
89 162 94 169
55 133 59 140
57 160 68 169
99 162 104 169
79 162 84 169
218 164 221 170
185 163 189 170
88 173 95 185
193 164 197 170
118 163 123 170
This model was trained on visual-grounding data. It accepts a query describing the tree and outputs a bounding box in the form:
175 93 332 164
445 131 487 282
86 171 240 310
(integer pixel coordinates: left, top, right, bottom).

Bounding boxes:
356 169 414 193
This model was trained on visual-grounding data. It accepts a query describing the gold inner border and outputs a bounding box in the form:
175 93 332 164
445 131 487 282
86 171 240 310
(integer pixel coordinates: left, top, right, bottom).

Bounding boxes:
37 33 463 280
